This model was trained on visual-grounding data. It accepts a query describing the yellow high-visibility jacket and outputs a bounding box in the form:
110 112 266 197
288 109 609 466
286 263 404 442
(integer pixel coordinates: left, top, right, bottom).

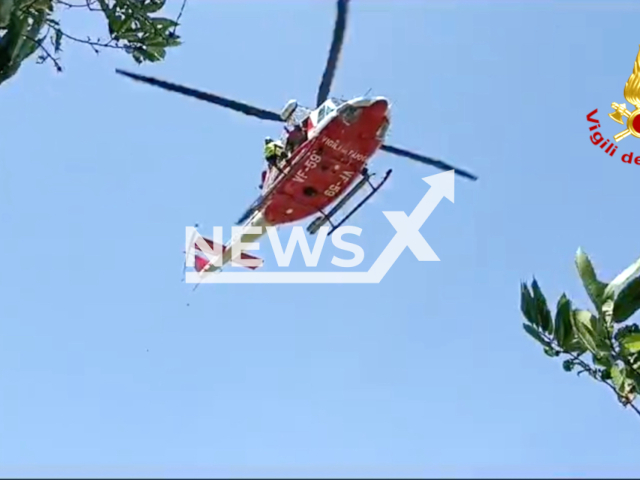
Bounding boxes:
264 141 284 158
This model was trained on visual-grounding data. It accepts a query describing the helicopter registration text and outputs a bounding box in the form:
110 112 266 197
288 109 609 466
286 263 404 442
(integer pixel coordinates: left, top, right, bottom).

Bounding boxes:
292 152 322 184
291 151 355 198
324 170 355 197
321 137 368 163
290 136 367 199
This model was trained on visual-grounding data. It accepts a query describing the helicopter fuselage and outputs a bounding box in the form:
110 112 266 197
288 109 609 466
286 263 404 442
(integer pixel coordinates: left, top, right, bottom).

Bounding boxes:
261 96 390 225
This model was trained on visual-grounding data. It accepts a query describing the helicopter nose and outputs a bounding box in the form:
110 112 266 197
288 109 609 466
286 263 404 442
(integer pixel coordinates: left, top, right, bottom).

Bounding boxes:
338 97 389 126
370 97 389 116
373 97 388 109
364 97 389 122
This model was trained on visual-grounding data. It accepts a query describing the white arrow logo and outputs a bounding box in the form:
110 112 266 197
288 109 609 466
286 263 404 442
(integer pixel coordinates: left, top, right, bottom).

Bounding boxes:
186 170 455 284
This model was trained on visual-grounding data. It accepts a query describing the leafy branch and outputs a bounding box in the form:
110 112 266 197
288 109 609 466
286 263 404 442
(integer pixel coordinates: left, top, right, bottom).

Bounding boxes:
521 248 640 418
0 0 186 86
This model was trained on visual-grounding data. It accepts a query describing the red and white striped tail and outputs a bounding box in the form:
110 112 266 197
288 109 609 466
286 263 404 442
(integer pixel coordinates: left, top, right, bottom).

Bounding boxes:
192 235 263 271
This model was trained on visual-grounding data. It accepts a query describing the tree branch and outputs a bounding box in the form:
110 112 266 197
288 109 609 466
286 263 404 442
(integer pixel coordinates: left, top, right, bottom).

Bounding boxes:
47 22 124 52
543 333 640 418
24 33 62 71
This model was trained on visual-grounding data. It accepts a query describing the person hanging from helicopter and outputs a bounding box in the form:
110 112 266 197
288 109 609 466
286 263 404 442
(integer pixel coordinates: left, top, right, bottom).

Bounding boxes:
260 137 287 190
264 137 286 167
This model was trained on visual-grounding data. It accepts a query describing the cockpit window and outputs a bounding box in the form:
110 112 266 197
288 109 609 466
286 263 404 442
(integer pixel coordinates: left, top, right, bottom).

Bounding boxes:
316 101 336 123
318 106 328 123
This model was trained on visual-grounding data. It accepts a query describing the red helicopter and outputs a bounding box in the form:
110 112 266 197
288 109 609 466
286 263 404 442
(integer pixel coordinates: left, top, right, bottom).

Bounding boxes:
116 0 477 275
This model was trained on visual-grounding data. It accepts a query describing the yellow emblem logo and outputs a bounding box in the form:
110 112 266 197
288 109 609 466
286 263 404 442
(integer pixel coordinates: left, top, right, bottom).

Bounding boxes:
609 46 640 142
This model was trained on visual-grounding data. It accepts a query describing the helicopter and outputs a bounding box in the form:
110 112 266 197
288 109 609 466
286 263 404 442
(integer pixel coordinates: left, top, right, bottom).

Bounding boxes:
115 0 478 276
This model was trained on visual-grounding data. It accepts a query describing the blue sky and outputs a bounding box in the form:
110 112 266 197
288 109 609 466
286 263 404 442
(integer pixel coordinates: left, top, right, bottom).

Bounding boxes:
2 1 640 477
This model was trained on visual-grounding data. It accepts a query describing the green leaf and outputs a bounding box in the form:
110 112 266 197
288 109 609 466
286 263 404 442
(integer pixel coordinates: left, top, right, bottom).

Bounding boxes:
17 34 38 61
151 17 178 30
131 48 144 64
0 0 14 29
631 352 640 368
28 0 51 12
531 278 553 335
130 46 163 62
571 309 599 354
2 11 30 64
544 346 560 357
592 352 613 368
520 282 538 326
143 35 168 47
575 247 608 311
610 364 624 390
109 12 137 41
592 306 613 354
523 323 552 348
620 332 640 353
554 293 573 349
603 254 640 301
108 15 123 36
601 298 614 327
143 0 165 14
145 45 165 61
612 276 640 323
95 0 113 18
0 59 20 84
118 31 141 42
17 9 46 62
565 341 588 356
626 367 640 393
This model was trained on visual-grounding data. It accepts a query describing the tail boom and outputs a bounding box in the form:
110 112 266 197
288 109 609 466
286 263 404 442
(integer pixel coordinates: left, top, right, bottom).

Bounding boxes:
191 212 270 275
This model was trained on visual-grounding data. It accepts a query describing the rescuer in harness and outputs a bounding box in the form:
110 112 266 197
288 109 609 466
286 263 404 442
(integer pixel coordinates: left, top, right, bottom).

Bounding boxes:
260 137 287 190
264 137 286 167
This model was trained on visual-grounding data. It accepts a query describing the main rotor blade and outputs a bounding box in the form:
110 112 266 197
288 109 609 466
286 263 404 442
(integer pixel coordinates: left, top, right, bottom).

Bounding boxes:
380 144 478 181
316 0 349 107
115 69 283 122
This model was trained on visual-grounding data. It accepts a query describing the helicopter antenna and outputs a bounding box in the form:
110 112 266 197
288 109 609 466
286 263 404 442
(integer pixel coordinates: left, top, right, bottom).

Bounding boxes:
364 87 372 97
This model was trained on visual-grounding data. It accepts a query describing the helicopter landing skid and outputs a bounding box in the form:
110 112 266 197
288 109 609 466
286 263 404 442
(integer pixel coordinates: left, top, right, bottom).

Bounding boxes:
307 168 392 235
